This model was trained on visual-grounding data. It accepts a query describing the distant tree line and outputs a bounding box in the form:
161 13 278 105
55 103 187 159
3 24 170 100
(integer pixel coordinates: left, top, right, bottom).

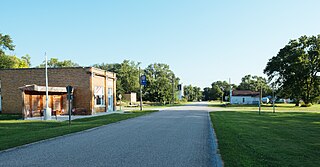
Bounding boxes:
183 85 202 102
203 75 270 101
94 61 180 104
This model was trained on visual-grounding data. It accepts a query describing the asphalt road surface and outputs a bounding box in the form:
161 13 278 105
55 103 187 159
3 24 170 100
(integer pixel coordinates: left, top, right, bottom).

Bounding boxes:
0 102 222 167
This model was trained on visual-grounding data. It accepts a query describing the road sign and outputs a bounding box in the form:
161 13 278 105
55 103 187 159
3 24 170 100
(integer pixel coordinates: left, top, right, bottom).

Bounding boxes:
140 75 147 86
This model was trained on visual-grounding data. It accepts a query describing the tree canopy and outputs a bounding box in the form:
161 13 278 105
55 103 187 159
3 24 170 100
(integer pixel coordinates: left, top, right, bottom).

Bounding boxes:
237 75 271 96
94 61 180 104
184 85 202 102
202 80 236 101
94 60 140 97
264 35 320 104
38 58 79 68
0 55 29 69
0 34 30 69
143 63 179 104
0 33 15 55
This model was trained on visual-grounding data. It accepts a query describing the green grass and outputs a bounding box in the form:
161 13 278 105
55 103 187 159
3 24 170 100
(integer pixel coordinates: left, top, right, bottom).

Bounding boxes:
209 103 320 112
0 110 156 151
0 114 22 120
210 111 320 167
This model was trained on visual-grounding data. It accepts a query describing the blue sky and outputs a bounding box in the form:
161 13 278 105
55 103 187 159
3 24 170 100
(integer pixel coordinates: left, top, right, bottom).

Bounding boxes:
1 0 320 88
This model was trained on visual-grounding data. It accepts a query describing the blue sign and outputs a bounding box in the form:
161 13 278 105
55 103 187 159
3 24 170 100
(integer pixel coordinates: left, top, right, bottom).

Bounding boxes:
140 75 147 86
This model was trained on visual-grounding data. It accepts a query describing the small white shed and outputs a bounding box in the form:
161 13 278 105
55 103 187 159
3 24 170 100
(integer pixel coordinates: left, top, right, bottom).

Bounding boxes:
230 90 260 105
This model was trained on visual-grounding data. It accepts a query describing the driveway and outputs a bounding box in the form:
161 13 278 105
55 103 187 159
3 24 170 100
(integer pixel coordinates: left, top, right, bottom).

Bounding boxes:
0 102 222 167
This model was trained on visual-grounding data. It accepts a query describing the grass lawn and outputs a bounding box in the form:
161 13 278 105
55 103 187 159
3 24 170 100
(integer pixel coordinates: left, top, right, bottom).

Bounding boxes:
209 102 320 112
0 114 22 120
0 110 156 151
210 111 320 167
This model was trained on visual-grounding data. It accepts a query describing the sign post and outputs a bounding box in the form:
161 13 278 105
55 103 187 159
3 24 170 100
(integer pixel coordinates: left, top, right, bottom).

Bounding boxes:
66 85 73 125
139 68 147 111
119 94 122 111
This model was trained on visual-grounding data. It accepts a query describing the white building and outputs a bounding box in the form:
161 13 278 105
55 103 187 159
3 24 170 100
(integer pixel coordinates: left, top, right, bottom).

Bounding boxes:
230 90 260 104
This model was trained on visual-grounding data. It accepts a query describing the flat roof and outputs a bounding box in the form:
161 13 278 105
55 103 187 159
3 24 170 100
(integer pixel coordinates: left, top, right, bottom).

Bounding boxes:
19 84 68 93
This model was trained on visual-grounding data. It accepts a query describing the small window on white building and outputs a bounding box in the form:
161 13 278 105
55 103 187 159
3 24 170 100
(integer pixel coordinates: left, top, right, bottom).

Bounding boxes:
94 86 105 106
242 98 245 103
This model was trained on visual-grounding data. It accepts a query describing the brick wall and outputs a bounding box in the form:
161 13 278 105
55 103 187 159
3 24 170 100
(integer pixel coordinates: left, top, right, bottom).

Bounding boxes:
0 67 92 114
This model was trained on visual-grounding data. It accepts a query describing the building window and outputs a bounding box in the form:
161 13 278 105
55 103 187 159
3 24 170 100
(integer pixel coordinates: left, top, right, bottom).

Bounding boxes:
94 86 105 106
242 98 245 103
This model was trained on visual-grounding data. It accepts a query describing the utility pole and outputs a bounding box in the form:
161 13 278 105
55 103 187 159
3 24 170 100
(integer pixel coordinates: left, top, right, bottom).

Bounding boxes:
259 85 262 115
172 75 175 104
273 83 275 113
139 67 142 111
229 78 232 104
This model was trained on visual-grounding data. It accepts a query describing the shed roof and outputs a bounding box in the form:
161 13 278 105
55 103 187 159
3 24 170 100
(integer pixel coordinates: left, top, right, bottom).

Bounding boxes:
232 90 259 97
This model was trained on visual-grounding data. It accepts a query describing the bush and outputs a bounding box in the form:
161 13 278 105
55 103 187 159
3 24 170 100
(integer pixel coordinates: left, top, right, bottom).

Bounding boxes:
179 98 188 103
301 103 312 107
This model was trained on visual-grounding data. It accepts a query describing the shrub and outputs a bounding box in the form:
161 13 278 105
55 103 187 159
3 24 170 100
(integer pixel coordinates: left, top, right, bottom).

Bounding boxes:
301 103 312 107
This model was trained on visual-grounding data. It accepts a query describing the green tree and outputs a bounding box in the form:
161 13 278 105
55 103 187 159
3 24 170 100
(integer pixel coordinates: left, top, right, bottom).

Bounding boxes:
184 85 194 101
118 60 140 94
38 58 79 68
93 60 140 98
211 84 223 100
184 85 202 101
202 87 212 101
203 81 235 101
93 63 121 73
237 75 272 96
264 35 320 105
211 81 236 101
0 33 15 55
21 54 31 67
0 55 29 69
144 63 178 104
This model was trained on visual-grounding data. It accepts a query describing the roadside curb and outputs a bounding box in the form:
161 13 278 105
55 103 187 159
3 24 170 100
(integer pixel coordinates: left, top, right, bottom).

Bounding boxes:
0 111 159 154
207 111 224 167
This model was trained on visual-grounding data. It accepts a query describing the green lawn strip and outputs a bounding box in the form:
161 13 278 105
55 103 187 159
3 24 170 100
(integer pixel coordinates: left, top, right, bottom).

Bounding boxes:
209 103 320 112
0 110 157 151
0 114 22 120
210 111 320 167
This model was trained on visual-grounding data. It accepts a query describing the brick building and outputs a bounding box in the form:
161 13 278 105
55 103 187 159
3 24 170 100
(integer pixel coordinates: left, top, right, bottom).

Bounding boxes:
0 67 116 118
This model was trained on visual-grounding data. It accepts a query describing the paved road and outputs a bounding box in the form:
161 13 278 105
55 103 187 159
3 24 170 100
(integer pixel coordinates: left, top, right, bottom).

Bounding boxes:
0 102 222 167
